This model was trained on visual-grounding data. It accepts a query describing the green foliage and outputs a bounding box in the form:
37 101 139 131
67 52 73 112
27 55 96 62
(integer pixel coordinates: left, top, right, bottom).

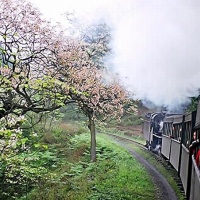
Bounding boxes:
43 121 87 145
186 96 199 112
121 113 143 126
85 135 154 200
0 114 61 200
0 109 153 200
26 133 156 200
60 103 87 121
0 152 50 200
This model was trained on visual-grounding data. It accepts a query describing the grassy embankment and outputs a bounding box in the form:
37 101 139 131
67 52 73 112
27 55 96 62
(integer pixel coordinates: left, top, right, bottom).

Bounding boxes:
21 108 185 200
21 121 156 200
131 146 186 200
104 122 186 200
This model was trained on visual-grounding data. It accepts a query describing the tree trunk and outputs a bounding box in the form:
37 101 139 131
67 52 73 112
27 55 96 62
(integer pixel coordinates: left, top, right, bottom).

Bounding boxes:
89 113 96 162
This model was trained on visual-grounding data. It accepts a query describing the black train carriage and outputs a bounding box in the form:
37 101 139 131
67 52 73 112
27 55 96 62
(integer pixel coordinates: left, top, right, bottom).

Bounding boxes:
143 112 165 152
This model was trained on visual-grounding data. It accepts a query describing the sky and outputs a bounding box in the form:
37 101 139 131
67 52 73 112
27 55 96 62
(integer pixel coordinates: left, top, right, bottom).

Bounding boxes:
29 0 200 111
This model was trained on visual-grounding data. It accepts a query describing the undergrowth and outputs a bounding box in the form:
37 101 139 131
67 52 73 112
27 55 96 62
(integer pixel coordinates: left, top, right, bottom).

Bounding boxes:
99 124 146 145
22 129 156 200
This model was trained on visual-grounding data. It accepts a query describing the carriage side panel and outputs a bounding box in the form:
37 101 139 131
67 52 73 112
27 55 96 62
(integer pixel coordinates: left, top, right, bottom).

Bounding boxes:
189 156 200 200
180 145 189 195
143 119 150 141
161 135 171 159
169 139 181 171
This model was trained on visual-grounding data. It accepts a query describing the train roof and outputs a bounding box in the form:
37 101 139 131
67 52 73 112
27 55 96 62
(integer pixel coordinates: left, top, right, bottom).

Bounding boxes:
164 114 183 123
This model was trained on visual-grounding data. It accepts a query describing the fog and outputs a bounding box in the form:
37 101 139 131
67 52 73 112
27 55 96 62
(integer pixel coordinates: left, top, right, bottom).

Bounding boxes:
30 0 200 110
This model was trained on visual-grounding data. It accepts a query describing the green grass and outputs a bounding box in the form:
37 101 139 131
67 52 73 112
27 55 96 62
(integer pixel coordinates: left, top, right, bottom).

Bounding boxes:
22 129 157 200
129 145 186 200
15 119 186 200
100 124 185 200
99 125 146 145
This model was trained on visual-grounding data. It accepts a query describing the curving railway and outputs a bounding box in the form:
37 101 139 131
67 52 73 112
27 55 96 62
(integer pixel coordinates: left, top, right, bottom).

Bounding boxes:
109 133 179 200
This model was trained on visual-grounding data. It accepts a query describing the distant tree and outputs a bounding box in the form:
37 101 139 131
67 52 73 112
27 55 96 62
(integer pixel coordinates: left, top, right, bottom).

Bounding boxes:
81 23 111 68
186 95 200 112
64 13 111 68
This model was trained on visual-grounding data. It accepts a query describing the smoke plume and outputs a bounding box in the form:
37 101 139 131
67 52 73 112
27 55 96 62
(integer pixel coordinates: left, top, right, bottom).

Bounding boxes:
105 0 200 111
31 0 200 110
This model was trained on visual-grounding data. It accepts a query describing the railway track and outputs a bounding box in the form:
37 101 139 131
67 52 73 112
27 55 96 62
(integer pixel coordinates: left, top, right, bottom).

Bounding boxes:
106 133 186 200
107 133 145 148
107 133 167 165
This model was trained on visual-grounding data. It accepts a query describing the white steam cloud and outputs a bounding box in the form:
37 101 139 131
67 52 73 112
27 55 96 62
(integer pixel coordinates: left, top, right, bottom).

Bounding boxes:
30 0 200 110
106 0 200 110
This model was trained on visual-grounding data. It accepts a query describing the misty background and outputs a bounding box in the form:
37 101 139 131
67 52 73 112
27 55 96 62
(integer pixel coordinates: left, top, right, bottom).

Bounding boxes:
30 0 200 111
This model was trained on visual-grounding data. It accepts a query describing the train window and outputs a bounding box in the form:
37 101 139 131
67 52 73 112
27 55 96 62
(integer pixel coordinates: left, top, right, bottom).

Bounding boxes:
163 123 169 136
183 121 192 148
172 125 176 139
169 124 173 136
172 125 176 140
163 123 173 137
197 129 200 140
167 124 169 135
178 127 182 141
172 124 182 141
163 124 167 135
188 122 192 145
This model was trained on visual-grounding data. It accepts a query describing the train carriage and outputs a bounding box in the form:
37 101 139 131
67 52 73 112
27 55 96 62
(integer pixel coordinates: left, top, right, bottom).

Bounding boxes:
189 101 200 200
168 115 183 171
143 112 165 151
142 98 200 200
161 116 174 159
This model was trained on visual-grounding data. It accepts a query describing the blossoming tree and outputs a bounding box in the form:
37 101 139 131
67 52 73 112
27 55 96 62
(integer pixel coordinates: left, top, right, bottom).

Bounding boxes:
0 0 131 164
62 64 128 162
0 0 74 120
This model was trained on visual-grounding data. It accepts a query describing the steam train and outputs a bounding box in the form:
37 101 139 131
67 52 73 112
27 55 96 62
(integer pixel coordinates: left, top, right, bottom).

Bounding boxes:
143 99 200 200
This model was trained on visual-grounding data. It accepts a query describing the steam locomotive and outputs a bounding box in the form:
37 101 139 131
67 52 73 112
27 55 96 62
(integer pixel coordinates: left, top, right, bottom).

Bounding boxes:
143 98 200 200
